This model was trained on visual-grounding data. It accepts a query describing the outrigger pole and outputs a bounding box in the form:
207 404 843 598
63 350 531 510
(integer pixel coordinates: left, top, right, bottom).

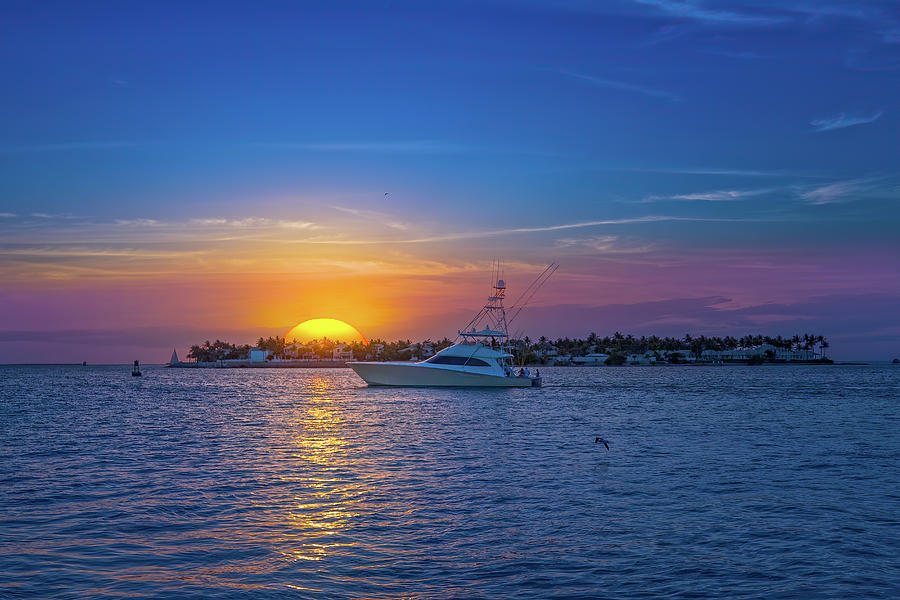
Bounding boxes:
507 263 558 327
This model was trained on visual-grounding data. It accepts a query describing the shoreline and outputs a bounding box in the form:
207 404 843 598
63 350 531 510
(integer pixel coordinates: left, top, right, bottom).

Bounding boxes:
168 360 351 369
165 360 866 369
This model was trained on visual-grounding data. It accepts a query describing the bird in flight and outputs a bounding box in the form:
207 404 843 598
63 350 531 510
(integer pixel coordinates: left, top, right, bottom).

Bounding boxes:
595 437 610 450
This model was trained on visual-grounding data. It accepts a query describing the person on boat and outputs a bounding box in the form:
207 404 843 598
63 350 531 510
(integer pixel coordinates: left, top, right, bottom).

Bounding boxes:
504 365 511 377
535 369 540 378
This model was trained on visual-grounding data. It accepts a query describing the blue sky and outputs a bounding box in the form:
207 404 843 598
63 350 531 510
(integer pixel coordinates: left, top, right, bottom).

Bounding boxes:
1 0 898 361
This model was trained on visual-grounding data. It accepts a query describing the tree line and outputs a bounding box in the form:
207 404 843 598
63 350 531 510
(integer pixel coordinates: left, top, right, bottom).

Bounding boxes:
532 332 829 358
186 332 828 363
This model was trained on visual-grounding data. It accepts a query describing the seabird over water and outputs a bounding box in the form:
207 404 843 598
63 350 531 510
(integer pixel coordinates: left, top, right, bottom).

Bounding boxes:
595 437 610 450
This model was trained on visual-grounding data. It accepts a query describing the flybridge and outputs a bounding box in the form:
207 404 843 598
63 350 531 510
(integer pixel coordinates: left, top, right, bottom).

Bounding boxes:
456 261 559 346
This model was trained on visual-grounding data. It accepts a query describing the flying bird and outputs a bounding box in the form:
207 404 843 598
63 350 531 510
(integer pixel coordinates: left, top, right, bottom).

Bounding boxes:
595 437 610 450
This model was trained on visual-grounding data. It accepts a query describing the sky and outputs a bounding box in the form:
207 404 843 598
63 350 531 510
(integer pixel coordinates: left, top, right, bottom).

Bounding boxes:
1 0 898 362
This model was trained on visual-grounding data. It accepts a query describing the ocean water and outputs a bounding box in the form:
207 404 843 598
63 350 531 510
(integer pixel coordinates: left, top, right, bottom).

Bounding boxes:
1 364 898 599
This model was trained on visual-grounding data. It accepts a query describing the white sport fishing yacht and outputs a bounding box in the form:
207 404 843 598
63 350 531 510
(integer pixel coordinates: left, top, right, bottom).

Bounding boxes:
349 266 556 388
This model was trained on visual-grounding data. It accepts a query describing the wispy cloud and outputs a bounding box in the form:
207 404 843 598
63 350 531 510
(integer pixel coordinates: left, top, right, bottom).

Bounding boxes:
0 246 209 259
114 218 162 226
186 217 317 230
781 2 892 22
810 110 884 132
297 215 781 245
555 235 654 254
800 182 858 204
2 211 776 251
29 212 83 220
0 213 15 218
639 23 696 46
607 165 826 178
630 0 786 25
798 176 891 204
639 188 772 202
560 70 679 102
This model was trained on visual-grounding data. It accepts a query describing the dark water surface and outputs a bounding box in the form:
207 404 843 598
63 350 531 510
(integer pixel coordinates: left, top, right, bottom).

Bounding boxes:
1 365 898 599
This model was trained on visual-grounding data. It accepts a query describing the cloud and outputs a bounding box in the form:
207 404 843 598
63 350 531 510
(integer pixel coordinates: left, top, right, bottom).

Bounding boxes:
2 211 779 250
115 218 162 226
779 1 893 22
0 246 208 259
0 213 15 218
615 165 823 178
554 236 654 254
187 217 317 229
296 215 779 245
559 70 679 102
798 177 889 204
639 188 772 202
29 212 83 220
639 23 696 46
800 181 856 204
630 0 786 25
810 110 884 132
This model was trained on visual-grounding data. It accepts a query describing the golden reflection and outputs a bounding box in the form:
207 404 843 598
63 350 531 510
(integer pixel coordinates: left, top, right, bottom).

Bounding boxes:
262 374 369 565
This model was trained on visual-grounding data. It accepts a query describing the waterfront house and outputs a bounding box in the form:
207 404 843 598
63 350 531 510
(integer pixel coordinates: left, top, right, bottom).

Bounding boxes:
701 344 820 362
249 348 272 362
333 344 354 361
571 353 610 365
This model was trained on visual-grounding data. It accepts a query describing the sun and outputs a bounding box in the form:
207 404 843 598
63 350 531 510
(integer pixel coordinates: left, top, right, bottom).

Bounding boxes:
285 318 368 345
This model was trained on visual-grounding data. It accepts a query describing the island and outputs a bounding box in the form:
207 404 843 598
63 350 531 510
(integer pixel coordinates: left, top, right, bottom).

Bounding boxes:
169 333 833 367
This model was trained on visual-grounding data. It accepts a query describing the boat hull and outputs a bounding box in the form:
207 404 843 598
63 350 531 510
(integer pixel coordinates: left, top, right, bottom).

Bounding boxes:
348 362 537 387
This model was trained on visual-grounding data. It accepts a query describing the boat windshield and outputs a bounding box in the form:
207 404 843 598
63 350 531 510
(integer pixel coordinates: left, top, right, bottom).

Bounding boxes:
425 355 491 367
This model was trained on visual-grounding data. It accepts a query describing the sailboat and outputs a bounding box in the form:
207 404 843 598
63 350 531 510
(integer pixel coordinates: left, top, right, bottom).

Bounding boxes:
348 264 556 387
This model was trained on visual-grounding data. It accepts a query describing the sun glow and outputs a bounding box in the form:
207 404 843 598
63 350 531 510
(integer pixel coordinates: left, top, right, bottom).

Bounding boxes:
285 318 368 345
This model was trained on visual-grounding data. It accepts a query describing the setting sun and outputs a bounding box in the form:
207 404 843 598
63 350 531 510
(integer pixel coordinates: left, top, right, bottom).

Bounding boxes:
285 318 368 345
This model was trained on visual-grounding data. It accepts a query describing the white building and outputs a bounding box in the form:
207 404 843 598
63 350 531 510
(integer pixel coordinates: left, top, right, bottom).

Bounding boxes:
571 353 610 365
333 344 354 361
701 344 820 362
249 348 271 362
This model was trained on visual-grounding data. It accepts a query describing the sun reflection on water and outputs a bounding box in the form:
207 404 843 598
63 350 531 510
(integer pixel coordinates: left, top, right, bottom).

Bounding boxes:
267 374 367 565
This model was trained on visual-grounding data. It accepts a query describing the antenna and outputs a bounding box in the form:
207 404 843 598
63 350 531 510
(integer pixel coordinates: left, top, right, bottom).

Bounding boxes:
507 263 558 326
507 263 554 311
